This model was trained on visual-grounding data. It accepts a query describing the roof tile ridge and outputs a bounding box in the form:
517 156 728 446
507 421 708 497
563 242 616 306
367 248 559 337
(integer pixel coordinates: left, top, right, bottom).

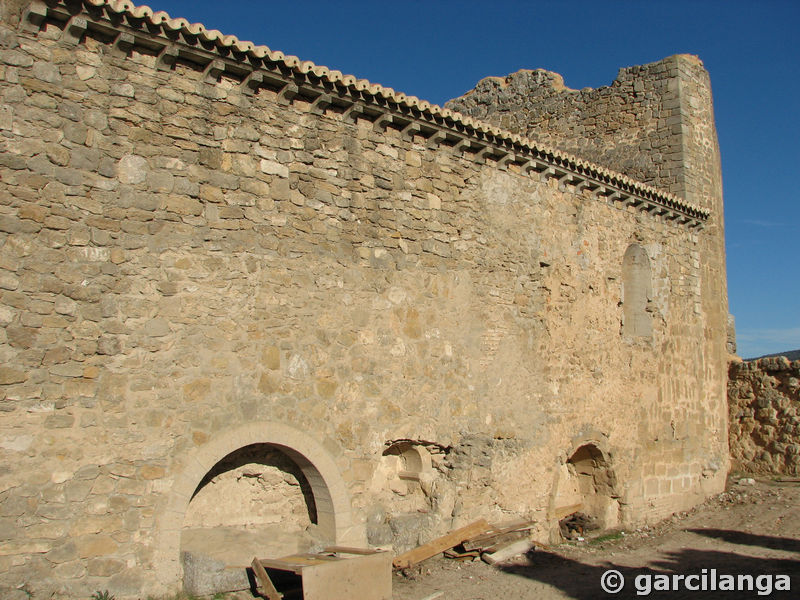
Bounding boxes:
74 0 705 217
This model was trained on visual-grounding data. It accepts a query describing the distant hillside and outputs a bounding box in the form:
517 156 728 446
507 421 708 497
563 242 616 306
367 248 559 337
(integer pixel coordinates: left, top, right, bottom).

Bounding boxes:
747 349 800 361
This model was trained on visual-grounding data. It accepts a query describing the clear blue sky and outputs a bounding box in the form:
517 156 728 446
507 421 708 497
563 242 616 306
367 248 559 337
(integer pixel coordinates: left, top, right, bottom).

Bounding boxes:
151 0 798 359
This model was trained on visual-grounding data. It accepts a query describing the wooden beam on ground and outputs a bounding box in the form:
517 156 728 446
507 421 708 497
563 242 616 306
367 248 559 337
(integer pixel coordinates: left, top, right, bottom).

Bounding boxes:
324 546 382 555
251 557 283 600
392 519 490 569
461 519 535 552
481 540 534 565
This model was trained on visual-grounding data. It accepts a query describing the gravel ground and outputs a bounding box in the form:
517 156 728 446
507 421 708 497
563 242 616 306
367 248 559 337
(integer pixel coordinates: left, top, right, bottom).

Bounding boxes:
392 477 800 600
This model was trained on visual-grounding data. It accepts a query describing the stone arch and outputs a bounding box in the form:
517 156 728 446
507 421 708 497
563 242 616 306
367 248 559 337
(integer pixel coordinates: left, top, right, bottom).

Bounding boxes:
376 441 437 516
152 421 361 590
550 438 621 535
383 441 433 480
622 243 652 337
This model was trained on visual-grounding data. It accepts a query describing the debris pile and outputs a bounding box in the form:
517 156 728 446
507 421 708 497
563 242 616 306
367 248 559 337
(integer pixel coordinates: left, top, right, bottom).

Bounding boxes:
559 512 598 540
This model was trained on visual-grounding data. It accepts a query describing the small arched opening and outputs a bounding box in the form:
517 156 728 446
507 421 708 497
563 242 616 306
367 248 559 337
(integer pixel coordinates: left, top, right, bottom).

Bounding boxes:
552 443 620 539
383 441 432 481
378 441 434 514
622 243 652 338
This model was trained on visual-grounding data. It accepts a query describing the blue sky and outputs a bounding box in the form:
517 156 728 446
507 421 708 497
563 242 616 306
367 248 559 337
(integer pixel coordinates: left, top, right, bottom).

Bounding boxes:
150 0 799 359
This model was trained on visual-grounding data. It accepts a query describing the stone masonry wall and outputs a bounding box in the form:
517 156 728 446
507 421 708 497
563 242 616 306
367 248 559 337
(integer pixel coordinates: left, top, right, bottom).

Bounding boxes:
728 357 800 475
0 2 730 597
447 65 679 194
446 55 719 210
448 54 731 486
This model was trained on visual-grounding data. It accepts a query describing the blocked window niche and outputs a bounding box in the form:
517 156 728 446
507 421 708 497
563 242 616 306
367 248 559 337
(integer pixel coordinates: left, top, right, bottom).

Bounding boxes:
553 444 620 539
377 441 435 512
181 444 323 565
622 243 653 338
384 441 433 481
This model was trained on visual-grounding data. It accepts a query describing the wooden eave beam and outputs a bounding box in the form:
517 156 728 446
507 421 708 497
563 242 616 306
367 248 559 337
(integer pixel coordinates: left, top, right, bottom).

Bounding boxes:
310 92 333 115
113 30 134 49
156 45 179 71
203 59 225 83
341 101 364 123
22 0 48 33
61 15 88 45
425 129 449 148
402 121 421 140
241 70 264 95
277 82 299 104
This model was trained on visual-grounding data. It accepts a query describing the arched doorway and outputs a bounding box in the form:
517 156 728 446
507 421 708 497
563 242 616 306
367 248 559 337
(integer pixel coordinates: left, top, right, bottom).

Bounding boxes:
551 442 620 539
152 422 362 592
181 443 323 566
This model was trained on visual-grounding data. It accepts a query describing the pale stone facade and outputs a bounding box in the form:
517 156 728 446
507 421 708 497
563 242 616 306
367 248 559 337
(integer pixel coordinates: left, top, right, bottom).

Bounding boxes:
0 1 729 597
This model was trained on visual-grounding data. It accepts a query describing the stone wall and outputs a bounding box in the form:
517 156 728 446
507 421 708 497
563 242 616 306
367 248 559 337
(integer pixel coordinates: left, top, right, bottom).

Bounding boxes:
446 55 720 211
0 1 730 597
448 54 731 474
728 357 800 475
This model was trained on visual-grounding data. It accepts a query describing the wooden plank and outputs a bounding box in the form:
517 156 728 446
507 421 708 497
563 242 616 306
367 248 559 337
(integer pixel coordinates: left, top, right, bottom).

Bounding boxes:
324 546 382 555
462 519 535 551
530 538 554 552
554 503 584 520
481 540 534 565
295 553 342 562
392 519 490 569
258 554 341 573
250 557 283 600
477 518 535 535
467 531 529 553
444 548 480 560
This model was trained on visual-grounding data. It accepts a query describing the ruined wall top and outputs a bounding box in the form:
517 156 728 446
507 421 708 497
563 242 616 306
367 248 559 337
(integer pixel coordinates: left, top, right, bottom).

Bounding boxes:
8 0 709 226
446 54 722 214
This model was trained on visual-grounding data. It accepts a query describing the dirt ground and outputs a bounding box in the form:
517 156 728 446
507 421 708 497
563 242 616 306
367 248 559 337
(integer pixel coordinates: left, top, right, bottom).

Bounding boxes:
391 477 800 600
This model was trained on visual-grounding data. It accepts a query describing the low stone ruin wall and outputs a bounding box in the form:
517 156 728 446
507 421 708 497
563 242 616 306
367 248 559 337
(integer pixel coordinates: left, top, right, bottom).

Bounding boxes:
728 357 800 475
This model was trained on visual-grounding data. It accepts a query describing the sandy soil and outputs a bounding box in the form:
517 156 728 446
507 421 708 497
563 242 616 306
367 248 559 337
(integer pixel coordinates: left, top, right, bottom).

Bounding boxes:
391 477 800 600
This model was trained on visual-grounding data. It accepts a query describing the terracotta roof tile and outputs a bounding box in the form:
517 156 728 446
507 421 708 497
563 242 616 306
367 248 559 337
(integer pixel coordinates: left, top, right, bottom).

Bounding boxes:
55 0 707 220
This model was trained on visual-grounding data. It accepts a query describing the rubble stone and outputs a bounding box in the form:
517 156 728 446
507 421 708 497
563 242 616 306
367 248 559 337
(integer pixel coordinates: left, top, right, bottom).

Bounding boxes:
728 358 800 475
